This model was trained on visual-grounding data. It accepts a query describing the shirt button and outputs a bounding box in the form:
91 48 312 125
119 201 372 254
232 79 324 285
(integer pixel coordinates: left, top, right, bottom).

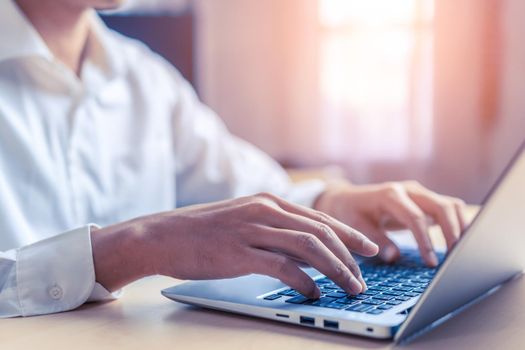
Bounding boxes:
49 285 63 300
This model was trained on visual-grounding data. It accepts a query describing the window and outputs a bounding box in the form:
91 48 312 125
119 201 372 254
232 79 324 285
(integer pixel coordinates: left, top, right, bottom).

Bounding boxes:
318 0 434 162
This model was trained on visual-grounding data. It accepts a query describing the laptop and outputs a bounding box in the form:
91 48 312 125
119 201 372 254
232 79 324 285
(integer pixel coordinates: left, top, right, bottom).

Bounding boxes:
162 141 525 343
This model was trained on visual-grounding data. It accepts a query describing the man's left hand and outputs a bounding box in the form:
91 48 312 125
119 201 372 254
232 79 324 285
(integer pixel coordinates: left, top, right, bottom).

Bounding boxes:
315 181 468 267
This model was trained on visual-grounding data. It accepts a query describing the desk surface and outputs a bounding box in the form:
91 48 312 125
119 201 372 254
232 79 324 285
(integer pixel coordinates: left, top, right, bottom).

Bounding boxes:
2 208 524 350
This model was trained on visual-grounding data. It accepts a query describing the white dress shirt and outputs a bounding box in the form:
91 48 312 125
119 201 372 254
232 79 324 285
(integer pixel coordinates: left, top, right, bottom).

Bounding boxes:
0 0 325 317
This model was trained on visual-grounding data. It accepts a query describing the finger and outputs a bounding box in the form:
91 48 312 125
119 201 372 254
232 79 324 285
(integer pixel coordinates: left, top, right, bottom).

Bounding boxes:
266 195 379 257
248 248 320 299
409 194 461 251
357 219 401 264
454 199 469 233
407 186 467 250
248 227 363 294
384 188 438 266
260 210 364 280
279 212 363 277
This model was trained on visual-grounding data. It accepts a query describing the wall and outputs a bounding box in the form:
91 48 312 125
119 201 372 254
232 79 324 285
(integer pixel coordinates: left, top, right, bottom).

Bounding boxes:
194 0 321 161
431 0 525 203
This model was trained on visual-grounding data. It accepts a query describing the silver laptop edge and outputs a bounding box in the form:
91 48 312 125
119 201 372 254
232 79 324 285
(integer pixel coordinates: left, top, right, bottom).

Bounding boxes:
161 267 407 338
394 140 525 342
162 141 525 342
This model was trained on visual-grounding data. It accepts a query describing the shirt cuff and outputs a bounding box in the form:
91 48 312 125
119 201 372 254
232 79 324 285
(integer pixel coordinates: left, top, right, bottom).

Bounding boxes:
16 225 120 316
87 282 122 302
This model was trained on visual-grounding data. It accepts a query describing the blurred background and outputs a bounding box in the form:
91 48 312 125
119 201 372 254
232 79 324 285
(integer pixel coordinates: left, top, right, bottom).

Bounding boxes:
103 0 525 204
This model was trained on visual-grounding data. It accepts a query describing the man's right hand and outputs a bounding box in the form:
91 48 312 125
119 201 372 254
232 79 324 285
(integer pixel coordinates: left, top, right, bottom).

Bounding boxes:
90 193 379 298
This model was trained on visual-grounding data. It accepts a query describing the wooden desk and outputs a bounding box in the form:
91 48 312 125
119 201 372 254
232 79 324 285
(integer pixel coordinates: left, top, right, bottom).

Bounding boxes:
2 208 524 349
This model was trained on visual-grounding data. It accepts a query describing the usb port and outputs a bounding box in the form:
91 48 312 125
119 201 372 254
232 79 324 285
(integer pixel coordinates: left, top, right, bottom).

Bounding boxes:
299 316 315 326
323 320 339 330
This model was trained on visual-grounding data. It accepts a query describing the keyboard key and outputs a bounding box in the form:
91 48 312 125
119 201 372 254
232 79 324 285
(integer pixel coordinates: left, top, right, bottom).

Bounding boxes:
377 305 393 310
392 287 413 292
395 296 411 301
263 294 282 301
379 282 399 288
335 297 359 305
355 295 370 300
285 295 311 304
326 292 347 299
322 285 339 290
366 309 384 315
369 286 390 291
390 278 410 283
382 290 403 296
362 299 383 306
311 297 337 307
404 292 420 297
325 302 349 310
277 289 294 296
373 294 395 301
346 304 374 313
412 288 426 293
316 277 332 284
365 278 382 283
386 300 402 305
414 277 431 283
362 290 380 296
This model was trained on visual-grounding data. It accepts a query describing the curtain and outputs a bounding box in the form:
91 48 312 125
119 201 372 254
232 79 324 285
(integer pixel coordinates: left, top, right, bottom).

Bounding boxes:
193 0 525 203
194 0 434 179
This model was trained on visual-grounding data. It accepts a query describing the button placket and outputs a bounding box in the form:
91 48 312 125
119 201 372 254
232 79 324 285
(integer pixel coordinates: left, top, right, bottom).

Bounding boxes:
67 88 86 224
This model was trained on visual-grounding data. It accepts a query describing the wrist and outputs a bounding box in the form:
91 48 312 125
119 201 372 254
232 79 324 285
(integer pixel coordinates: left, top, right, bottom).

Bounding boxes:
314 180 349 214
90 218 157 291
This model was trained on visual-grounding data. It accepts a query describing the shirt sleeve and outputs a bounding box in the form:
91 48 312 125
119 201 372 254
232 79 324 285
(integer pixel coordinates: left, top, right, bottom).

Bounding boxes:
169 68 326 208
0 225 119 318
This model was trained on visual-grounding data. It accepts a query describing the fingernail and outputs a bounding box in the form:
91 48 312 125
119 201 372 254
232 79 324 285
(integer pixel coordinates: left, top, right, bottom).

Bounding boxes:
428 252 439 267
380 245 398 263
309 286 321 299
363 240 379 255
348 276 363 294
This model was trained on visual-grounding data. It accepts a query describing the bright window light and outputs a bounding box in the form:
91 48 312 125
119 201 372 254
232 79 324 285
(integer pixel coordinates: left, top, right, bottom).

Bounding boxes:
318 0 434 162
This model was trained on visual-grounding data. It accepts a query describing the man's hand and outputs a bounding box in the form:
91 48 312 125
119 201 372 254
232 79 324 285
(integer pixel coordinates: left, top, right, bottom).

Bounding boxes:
314 181 468 267
91 193 379 298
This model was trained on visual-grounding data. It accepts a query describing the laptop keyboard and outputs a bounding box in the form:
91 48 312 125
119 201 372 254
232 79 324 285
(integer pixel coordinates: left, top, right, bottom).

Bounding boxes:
262 250 442 316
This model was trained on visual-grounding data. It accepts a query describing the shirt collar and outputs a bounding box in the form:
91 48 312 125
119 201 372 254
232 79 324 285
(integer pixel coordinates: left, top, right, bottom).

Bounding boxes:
0 0 53 62
0 0 124 81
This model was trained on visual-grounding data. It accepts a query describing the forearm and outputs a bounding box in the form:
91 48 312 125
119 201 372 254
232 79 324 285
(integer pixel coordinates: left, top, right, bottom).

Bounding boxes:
90 219 157 292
